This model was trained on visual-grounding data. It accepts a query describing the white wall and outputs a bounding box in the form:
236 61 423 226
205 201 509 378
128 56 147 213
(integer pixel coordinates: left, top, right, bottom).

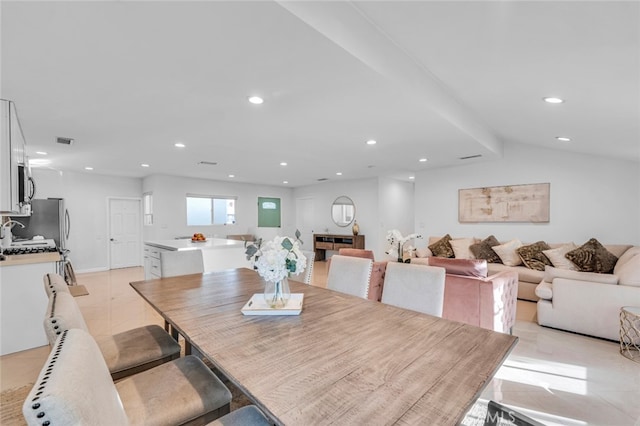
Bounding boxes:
414 143 640 246
142 174 295 242
293 177 414 259
378 177 416 258
31 169 142 272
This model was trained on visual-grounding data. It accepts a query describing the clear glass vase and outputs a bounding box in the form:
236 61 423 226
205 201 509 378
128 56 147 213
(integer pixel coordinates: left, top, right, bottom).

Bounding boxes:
264 277 291 309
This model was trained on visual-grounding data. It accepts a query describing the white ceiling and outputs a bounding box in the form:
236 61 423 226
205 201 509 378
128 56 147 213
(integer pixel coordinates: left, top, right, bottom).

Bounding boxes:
2 1 638 187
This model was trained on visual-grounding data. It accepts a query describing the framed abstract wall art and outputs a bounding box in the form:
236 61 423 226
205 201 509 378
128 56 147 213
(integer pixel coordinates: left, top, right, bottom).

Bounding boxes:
458 183 550 223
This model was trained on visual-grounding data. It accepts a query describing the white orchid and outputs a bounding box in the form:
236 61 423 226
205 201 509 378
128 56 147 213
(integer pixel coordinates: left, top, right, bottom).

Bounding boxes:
385 229 422 260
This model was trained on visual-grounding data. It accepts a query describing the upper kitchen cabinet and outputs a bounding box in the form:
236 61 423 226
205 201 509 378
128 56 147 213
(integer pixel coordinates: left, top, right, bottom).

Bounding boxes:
0 99 33 215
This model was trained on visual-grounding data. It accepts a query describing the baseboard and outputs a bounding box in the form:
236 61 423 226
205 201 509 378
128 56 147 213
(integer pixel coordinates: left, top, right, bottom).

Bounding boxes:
74 266 110 274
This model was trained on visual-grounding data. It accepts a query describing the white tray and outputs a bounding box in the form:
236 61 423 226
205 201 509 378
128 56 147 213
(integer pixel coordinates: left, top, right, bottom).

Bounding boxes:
241 293 304 316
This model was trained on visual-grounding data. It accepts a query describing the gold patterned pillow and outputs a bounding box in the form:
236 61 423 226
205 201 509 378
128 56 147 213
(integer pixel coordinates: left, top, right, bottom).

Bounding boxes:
469 235 502 263
428 234 454 258
565 238 618 273
517 241 552 271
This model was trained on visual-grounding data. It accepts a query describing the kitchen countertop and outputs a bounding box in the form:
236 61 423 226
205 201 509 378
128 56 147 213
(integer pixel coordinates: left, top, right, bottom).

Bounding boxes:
0 252 62 267
144 238 246 251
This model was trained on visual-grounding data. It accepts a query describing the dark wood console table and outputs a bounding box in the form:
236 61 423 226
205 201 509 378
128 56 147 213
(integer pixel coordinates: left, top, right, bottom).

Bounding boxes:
313 233 365 261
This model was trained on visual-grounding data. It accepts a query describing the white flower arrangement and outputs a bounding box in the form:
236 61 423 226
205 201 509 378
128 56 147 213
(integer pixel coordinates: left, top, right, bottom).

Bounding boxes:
245 231 307 283
385 229 422 261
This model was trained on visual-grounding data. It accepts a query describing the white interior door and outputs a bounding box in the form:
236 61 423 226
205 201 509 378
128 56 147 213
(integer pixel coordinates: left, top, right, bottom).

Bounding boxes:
295 197 314 251
109 198 142 269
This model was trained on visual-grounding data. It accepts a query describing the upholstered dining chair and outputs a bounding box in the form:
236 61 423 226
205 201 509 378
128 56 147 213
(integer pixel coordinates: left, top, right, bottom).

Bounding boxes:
337 248 388 301
381 262 446 317
23 328 232 426
326 255 373 299
160 249 205 277
43 273 70 298
206 405 272 426
43 291 181 380
290 250 315 285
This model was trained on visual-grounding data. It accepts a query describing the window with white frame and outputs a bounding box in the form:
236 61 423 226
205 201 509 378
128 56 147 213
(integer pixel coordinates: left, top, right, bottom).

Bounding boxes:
143 192 153 226
186 195 236 226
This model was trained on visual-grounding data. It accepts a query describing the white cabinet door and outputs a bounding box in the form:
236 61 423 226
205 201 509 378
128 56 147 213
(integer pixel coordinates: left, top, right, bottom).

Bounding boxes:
0 261 57 355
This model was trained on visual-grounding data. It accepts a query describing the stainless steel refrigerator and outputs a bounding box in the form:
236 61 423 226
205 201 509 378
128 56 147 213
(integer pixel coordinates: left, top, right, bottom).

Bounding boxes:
12 198 70 249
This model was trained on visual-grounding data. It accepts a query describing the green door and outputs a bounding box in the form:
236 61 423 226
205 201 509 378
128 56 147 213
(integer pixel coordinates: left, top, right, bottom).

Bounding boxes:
258 197 281 228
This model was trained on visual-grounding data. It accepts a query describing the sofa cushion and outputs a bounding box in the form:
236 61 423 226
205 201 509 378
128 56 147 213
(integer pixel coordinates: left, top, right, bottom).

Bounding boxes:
614 246 640 272
615 254 640 287
493 239 524 266
487 263 544 283
543 243 578 270
428 257 488 278
469 235 502 263
544 266 619 285
517 241 552 271
535 281 553 300
566 238 618 273
450 238 476 259
604 244 633 258
415 247 432 258
428 234 455 258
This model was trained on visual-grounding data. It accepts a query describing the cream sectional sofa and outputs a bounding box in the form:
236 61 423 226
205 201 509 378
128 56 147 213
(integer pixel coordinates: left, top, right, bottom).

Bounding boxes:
414 237 640 341
536 246 640 341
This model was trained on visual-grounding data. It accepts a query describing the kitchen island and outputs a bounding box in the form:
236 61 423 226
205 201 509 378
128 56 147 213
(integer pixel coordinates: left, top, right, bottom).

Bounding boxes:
0 252 61 355
143 238 250 279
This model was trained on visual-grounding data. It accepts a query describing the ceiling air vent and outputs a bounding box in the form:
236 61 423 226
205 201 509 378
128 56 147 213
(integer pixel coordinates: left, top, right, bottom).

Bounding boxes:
317 178 329 181
198 161 218 166
459 154 482 160
56 137 74 145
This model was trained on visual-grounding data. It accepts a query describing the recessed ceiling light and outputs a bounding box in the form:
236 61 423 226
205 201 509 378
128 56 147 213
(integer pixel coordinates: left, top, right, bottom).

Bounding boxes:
248 96 264 105
228 174 235 178
336 172 342 176
409 176 415 180
543 97 564 104
280 162 287 166
556 136 571 142
366 139 377 145
35 151 48 155
141 163 150 168
174 142 185 148
85 166 93 171
419 158 428 162
283 181 288 184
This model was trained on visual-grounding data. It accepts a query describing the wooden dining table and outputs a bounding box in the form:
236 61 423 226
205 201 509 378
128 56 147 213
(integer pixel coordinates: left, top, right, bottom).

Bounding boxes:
130 268 518 425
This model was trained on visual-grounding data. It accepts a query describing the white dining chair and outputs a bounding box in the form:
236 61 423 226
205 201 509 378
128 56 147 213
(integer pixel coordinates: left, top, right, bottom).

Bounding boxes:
290 250 315 285
43 291 181 380
23 328 232 426
160 249 204 277
326 254 373 299
381 262 446 317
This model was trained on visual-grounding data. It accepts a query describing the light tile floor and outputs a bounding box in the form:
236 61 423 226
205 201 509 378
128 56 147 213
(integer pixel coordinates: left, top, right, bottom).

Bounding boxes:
1 263 639 425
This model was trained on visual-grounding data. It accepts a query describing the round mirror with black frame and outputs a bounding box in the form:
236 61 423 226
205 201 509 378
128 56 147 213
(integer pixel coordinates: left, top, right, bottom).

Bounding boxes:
331 196 355 227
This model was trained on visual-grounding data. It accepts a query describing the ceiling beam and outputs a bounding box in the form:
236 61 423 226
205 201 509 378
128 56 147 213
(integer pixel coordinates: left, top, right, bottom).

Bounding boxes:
277 0 504 157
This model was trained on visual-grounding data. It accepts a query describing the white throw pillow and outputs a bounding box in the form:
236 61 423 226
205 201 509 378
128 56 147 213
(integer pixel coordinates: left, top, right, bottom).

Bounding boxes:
450 238 476 259
492 239 523 266
616 254 640 287
543 243 577 270
415 247 432 258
